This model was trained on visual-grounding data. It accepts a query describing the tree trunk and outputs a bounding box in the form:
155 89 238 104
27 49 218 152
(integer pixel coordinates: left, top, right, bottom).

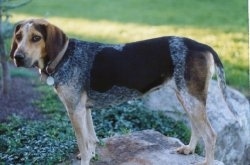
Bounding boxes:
0 8 11 96
0 43 10 96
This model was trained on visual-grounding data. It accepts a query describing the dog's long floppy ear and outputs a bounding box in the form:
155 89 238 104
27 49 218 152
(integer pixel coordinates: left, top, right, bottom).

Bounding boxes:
9 22 23 59
45 23 68 61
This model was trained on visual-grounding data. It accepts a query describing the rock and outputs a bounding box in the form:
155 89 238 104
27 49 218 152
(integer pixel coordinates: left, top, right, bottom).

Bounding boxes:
69 131 224 165
144 80 250 165
90 130 224 165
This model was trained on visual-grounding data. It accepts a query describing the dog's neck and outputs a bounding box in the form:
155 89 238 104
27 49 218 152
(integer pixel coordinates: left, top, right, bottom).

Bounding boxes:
46 39 69 75
40 40 69 75
39 39 69 82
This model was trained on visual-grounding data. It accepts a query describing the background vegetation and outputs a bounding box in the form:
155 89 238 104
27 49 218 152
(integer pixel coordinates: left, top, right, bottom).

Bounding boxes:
0 0 248 164
10 0 249 92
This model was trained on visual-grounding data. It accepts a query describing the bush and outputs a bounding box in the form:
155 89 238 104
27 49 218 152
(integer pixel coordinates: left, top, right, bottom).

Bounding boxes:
0 83 190 164
93 99 190 144
0 115 76 164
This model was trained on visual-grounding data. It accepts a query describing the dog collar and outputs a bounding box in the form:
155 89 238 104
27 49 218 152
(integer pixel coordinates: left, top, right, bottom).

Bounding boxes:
46 39 69 75
41 39 69 86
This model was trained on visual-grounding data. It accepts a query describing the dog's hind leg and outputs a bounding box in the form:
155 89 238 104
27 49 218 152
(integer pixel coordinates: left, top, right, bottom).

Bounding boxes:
175 90 216 165
175 90 200 154
195 110 216 165
190 100 216 165
176 101 200 155
172 50 217 164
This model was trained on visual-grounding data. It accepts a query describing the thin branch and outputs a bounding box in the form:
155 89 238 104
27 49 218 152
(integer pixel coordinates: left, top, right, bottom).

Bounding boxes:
0 0 31 10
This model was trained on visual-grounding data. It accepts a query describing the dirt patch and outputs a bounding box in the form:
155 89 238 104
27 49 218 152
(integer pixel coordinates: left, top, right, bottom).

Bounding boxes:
0 77 45 122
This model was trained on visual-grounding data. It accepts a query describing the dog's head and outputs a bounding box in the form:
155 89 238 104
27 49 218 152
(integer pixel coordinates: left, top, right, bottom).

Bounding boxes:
10 19 68 69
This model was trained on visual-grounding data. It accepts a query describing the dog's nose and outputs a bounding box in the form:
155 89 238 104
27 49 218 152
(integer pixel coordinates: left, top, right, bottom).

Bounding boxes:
14 52 25 61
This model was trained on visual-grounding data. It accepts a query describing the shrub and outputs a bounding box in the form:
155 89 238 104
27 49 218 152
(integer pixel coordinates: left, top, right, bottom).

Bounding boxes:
0 115 76 164
0 84 190 164
93 99 190 144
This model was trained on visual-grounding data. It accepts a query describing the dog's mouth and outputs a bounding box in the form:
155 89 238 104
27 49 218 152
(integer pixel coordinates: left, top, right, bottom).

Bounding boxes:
32 61 39 68
14 56 35 68
14 58 25 67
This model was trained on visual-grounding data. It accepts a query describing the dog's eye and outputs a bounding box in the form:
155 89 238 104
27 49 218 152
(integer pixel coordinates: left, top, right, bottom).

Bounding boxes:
31 35 41 42
15 33 22 42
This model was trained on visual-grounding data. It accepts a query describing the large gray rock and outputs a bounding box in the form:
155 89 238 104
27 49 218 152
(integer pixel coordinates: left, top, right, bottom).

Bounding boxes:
144 80 250 165
69 131 224 165
93 130 224 165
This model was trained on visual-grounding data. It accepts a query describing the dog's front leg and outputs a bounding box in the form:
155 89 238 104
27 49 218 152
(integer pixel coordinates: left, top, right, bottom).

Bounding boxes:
67 93 97 165
86 108 99 151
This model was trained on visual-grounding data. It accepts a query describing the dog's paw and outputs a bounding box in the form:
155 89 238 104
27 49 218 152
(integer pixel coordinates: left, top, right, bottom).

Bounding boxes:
76 153 81 160
76 151 95 160
195 161 208 165
176 145 194 155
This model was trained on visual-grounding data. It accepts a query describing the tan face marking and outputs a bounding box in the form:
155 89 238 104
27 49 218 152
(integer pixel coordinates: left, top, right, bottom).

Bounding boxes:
14 22 46 68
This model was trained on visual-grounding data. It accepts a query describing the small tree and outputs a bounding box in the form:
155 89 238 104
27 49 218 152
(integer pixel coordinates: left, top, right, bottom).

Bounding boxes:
0 0 31 96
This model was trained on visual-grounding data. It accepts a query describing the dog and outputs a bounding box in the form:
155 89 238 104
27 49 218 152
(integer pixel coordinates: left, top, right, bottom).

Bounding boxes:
10 19 236 165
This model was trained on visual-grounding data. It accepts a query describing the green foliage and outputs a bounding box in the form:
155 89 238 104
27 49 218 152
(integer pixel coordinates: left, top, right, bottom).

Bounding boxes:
9 67 36 78
0 0 31 11
0 81 76 164
0 75 191 164
93 100 190 144
1 20 13 38
0 115 76 164
0 0 31 39
35 84 64 115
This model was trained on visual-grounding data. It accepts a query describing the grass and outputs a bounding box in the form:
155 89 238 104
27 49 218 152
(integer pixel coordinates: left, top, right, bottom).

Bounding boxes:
0 0 248 163
9 0 247 31
8 0 249 94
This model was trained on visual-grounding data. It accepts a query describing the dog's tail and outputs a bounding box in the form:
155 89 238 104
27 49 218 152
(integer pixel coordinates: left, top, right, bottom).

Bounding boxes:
209 48 238 117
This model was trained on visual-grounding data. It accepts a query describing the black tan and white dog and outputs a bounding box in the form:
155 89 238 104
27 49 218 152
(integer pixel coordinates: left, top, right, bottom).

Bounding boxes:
10 19 236 165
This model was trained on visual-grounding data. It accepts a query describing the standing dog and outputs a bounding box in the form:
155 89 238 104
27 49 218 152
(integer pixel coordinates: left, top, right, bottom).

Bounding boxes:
10 19 236 165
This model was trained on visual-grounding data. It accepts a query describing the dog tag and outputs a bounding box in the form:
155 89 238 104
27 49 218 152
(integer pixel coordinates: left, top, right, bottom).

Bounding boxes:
46 76 54 86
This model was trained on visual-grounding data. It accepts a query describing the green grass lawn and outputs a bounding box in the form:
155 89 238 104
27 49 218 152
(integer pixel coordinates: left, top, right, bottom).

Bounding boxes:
10 0 249 94
1 0 248 164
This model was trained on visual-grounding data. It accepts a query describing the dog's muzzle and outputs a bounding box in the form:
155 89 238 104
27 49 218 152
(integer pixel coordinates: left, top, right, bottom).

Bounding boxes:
14 51 26 67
